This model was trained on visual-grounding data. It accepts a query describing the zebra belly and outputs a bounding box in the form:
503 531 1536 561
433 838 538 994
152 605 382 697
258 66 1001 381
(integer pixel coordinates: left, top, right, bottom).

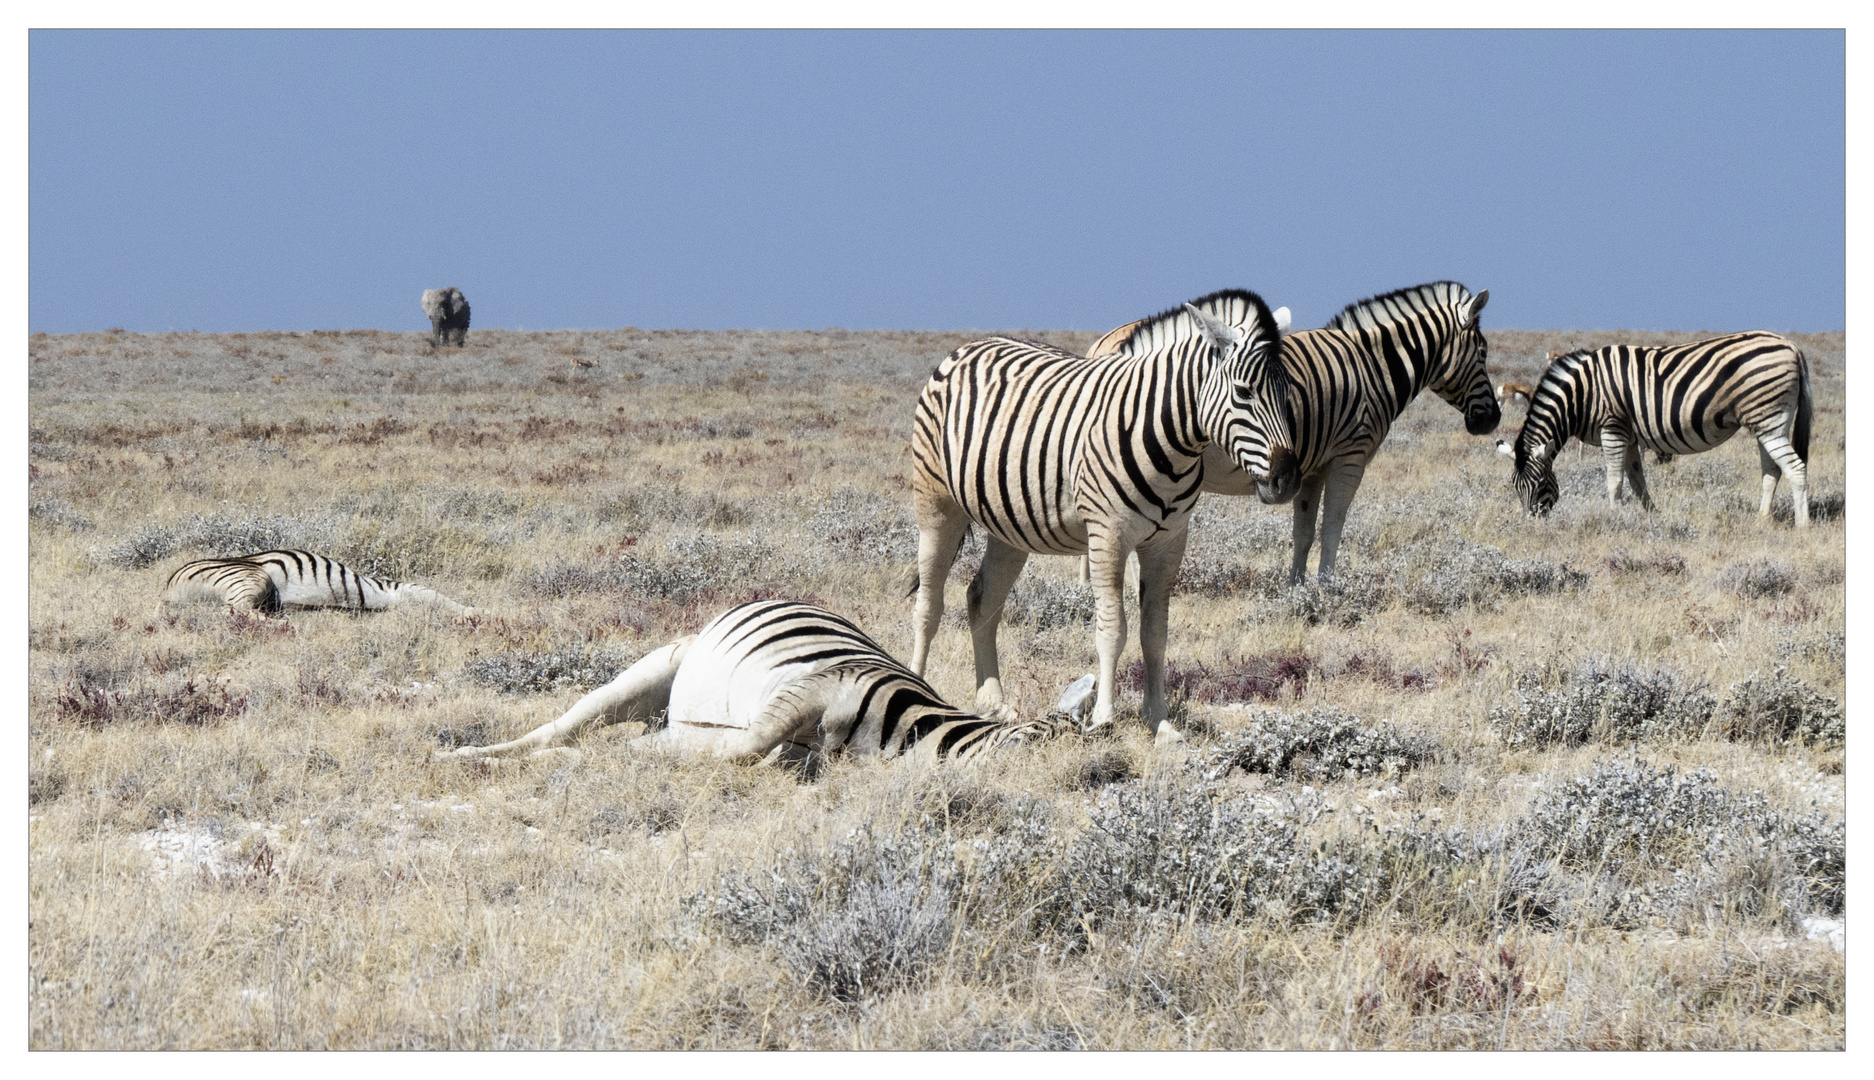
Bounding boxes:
666 655 825 734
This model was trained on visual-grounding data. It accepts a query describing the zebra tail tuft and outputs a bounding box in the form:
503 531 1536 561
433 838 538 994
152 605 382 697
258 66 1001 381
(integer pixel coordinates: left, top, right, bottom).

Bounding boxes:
1794 351 1813 465
894 563 921 600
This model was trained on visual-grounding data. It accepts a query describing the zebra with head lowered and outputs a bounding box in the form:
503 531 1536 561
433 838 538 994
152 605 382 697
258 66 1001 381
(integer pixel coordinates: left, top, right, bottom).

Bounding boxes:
437 600 1071 767
909 289 1299 745
163 550 473 614
1497 332 1812 526
1093 281 1497 583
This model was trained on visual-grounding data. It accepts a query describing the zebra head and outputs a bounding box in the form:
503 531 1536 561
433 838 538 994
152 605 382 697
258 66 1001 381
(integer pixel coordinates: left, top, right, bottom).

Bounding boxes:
1498 432 1559 516
1183 293 1300 504
1427 288 1501 436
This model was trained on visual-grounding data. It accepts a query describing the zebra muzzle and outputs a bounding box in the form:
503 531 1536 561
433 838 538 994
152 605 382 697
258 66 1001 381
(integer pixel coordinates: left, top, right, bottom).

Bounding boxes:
1256 446 1302 505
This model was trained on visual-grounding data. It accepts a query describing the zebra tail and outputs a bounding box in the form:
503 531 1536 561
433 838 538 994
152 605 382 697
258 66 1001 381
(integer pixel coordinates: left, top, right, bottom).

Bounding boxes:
1794 351 1813 465
893 564 918 600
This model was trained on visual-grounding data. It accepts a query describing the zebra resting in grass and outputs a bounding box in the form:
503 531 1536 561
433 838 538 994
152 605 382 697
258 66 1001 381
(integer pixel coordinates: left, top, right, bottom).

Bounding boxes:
1497 332 1812 526
163 550 473 614
420 287 471 347
909 290 1298 745
436 600 1071 766
1095 282 1498 584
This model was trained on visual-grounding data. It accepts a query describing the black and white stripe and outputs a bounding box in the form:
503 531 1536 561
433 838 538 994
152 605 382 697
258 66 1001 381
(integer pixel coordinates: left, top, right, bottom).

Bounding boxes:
1499 332 1812 525
908 289 1298 743
1162 281 1497 582
440 600 1069 765
162 549 472 614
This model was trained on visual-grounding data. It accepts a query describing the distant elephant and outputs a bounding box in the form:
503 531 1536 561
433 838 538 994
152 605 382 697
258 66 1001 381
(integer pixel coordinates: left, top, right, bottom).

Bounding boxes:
421 287 471 347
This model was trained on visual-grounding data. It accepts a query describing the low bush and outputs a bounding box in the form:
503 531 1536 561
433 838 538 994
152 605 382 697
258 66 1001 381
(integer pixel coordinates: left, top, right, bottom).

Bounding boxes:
1489 661 1716 747
1199 707 1439 782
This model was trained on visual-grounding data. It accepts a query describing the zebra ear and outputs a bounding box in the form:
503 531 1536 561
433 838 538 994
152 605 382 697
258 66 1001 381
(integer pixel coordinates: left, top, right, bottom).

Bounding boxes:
1530 442 1549 462
1461 289 1490 328
1183 303 1245 351
1496 439 1513 456
1272 306 1292 335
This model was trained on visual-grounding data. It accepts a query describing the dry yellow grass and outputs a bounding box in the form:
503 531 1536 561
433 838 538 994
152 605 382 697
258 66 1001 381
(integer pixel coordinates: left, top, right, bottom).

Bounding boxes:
27 325 1844 1048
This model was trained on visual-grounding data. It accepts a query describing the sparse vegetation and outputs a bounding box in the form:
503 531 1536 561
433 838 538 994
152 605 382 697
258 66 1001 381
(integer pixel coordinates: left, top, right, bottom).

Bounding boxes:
28 326 1844 1048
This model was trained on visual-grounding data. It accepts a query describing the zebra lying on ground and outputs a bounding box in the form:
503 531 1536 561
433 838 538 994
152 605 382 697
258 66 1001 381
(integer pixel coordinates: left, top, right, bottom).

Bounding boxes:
909 290 1298 745
420 287 471 347
163 549 474 614
1095 282 1498 584
436 600 1071 766
1498 332 1812 526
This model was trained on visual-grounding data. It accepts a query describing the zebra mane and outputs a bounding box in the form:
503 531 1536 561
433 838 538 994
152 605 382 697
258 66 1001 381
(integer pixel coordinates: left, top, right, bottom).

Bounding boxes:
1109 288 1274 355
1326 281 1472 333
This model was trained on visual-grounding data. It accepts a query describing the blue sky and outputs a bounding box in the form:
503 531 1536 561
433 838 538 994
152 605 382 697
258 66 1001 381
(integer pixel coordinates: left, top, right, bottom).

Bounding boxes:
29 30 1845 334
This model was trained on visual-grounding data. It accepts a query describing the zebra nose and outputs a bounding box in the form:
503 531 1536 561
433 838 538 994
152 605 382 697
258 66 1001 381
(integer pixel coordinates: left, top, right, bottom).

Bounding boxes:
1467 402 1502 436
1257 446 1302 505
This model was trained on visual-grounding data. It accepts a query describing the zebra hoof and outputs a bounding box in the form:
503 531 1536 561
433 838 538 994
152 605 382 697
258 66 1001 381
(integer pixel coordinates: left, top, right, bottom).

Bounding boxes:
1153 724 1184 748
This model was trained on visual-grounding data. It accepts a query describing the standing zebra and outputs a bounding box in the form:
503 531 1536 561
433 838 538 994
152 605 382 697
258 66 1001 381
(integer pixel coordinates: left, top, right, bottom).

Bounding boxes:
1497 333 1812 526
909 290 1298 745
437 600 1071 766
1097 281 1497 583
163 549 473 614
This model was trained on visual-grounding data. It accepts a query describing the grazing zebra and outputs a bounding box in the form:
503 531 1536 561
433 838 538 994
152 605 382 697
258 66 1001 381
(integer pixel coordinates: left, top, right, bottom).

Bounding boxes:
437 600 1071 766
420 287 470 347
163 550 473 614
909 289 1298 745
1111 282 1497 584
1497 332 1812 525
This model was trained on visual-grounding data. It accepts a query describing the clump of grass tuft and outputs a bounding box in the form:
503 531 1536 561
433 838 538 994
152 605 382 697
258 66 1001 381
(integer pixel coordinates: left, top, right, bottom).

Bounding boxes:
692 823 960 1002
54 671 247 728
1120 651 1317 707
1489 661 1716 747
1002 575 1095 630
460 645 627 694
1713 667 1845 747
1715 558 1796 599
1199 707 1438 782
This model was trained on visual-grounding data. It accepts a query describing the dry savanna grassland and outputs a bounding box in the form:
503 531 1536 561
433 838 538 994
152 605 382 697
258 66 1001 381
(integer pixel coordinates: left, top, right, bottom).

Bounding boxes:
27 322 1845 1049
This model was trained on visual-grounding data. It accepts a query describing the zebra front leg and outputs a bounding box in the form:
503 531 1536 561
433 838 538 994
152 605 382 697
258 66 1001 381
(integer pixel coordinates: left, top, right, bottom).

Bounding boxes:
1600 428 1632 506
966 537 1030 719
1315 461 1368 581
1084 535 1130 734
1288 472 1327 584
909 494 970 677
1135 526 1191 746
437 637 692 761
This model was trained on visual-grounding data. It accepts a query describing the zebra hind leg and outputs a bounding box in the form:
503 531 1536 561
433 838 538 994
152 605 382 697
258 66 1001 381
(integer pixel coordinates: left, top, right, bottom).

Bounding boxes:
1624 450 1654 511
966 537 1030 720
909 497 971 677
1757 428 1809 527
437 637 691 762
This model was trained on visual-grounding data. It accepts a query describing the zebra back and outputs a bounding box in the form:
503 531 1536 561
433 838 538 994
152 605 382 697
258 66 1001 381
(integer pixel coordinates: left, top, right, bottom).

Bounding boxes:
913 289 1292 554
